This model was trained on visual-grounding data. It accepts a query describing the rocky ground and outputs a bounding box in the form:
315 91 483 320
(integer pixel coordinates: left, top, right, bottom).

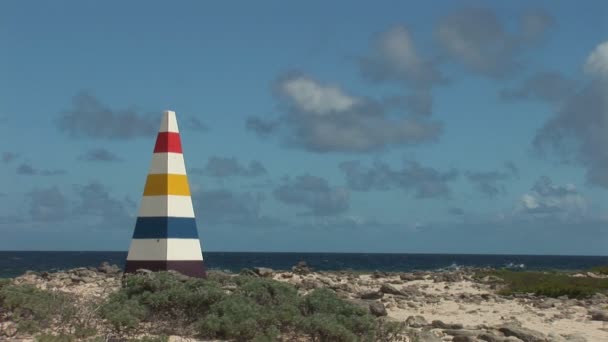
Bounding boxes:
268 264 608 342
1 263 608 341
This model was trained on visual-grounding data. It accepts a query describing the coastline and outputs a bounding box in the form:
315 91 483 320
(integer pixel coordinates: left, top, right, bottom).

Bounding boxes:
1 262 608 341
1 251 607 279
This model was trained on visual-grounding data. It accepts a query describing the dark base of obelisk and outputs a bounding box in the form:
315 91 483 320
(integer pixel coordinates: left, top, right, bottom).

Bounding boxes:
124 260 206 278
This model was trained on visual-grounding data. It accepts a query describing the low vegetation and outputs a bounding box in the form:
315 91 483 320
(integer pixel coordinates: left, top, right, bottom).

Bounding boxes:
103 272 391 341
590 265 608 275
4 267 607 340
1 271 405 341
0 283 77 334
476 268 608 298
0 280 101 340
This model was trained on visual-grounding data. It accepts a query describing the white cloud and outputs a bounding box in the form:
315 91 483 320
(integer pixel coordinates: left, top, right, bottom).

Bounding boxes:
377 26 421 69
281 76 358 115
584 41 608 77
248 72 442 152
359 25 443 85
520 193 540 211
516 177 586 219
436 8 553 78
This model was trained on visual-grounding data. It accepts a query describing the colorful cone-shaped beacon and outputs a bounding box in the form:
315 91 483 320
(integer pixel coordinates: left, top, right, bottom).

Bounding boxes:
124 110 206 277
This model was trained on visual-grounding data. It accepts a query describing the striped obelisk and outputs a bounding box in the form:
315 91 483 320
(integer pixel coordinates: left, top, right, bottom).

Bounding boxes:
124 110 206 278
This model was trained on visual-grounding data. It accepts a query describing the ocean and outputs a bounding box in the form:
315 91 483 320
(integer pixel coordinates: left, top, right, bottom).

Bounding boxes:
1 251 607 278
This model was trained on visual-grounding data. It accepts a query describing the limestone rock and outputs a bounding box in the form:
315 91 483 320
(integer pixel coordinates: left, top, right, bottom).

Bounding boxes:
239 268 259 277
400 273 422 281
98 262 121 275
400 285 423 297
369 302 387 317
453 336 479 342
253 267 274 277
380 283 404 296
434 272 463 282
292 261 313 275
0 321 17 337
299 279 323 290
562 334 587 342
478 332 505 342
432 320 464 330
547 333 567 342
444 329 484 338
498 324 548 342
588 309 608 321
414 330 443 342
372 271 389 279
536 298 560 309
405 315 428 328
359 290 383 300
80 276 96 283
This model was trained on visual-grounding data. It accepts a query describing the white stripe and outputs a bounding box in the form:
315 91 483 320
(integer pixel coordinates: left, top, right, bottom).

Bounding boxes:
167 239 204 260
126 239 204 261
127 239 167 260
148 153 187 175
138 195 195 217
159 110 179 133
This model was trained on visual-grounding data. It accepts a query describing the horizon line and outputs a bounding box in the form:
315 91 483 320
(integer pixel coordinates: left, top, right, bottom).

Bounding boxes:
0 250 606 258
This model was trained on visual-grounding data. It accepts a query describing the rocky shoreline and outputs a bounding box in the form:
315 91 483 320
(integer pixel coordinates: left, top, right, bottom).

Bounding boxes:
1 262 608 341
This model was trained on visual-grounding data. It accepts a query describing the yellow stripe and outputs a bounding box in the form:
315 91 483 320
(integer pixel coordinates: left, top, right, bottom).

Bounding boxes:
143 174 190 196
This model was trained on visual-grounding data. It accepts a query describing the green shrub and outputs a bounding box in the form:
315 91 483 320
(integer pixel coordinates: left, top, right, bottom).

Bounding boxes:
198 277 300 340
479 270 608 298
205 270 235 285
235 276 298 306
99 292 147 331
103 272 226 334
0 284 77 333
591 266 608 275
103 271 388 340
296 288 376 341
122 272 225 319
198 296 269 340
36 335 105 342
35 334 76 342
195 277 379 341
374 320 407 342
234 276 300 326
73 325 98 339
298 314 361 342
127 336 169 342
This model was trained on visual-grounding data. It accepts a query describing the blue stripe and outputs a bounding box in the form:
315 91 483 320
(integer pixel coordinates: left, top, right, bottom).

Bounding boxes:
132 217 199 239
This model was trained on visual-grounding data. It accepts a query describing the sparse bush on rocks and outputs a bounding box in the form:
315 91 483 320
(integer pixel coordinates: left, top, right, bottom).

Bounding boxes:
123 271 226 319
0 283 77 334
99 292 147 331
591 265 608 275
127 336 169 342
6 265 608 341
35 333 78 342
2 268 404 340
478 269 608 298
298 288 376 341
97 271 394 340
197 276 299 340
374 319 407 342
100 271 225 334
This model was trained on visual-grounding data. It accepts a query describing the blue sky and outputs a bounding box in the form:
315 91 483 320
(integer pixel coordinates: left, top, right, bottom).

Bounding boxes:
1 1 607 255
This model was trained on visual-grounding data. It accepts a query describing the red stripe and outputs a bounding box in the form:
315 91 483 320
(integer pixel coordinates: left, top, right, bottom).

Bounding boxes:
153 132 182 153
